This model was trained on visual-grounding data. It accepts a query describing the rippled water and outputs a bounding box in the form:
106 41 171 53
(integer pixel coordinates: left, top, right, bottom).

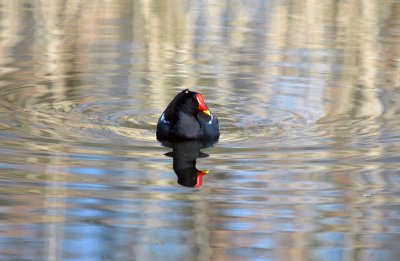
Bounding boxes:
1 1 400 260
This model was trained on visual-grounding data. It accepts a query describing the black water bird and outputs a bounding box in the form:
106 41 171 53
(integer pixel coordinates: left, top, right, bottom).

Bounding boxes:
156 89 220 141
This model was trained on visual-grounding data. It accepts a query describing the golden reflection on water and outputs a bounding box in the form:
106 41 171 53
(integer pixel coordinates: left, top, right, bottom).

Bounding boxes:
0 0 400 261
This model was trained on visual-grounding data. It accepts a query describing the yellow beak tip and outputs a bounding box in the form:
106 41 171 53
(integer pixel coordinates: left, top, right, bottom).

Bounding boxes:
203 110 211 116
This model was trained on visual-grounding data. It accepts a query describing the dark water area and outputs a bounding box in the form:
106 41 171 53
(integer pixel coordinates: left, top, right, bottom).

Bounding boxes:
0 1 400 260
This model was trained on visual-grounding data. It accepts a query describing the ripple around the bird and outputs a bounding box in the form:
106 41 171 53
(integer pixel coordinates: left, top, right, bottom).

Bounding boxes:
0 83 309 150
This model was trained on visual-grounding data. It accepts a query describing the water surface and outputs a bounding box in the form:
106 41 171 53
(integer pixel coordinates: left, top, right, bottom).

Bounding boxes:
0 1 400 260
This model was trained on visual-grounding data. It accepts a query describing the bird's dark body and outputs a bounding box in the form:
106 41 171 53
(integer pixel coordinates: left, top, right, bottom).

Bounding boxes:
156 89 220 141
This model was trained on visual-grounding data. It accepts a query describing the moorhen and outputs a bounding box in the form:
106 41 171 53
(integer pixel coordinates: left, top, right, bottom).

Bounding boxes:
156 89 220 141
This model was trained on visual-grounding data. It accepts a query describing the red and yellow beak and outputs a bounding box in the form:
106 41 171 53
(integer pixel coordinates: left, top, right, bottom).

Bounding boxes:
196 93 211 116
194 169 209 188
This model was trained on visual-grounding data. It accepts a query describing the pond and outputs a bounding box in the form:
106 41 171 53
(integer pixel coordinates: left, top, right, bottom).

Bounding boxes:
0 1 399 260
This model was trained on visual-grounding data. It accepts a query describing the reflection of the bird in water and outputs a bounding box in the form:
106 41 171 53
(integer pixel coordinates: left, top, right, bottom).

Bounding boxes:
163 141 216 187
